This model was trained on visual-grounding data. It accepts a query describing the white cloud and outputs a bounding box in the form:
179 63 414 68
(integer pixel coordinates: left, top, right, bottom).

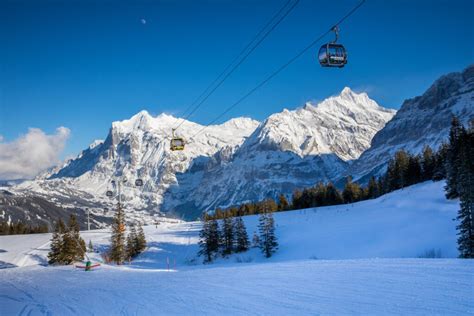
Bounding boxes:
0 127 70 180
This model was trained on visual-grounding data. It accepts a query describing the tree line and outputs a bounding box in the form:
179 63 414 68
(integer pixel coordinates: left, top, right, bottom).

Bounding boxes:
0 221 49 235
199 212 278 263
205 143 446 220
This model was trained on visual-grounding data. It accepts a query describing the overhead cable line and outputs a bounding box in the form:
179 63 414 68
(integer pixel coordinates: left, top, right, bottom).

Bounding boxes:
190 0 366 139
175 0 294 122
173 0 300 131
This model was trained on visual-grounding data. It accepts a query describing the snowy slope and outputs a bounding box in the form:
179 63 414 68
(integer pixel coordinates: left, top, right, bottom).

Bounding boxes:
1 181 472 315
1 259 472 315
0 181 462 266
164 88 395 216
349 64 474 182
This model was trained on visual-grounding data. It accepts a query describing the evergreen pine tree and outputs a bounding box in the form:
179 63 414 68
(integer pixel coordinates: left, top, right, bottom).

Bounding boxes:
385 158 398 191
445 116 465 199
292 190 303 209
277 194 290 211
61 214 85 264
314 183 327 206
126 225 138 259
136 225 147 253
395 150 410 188
325 182 343 205
198 218 220 263
48 218 65 264
343 176 362 203
88 240 94 252
421 145 436 180
109 203 127 264
221 216 234 256
234 217 249 252
433 143 449 180
252 231 260 248
406 155 422 185
367 176 379 199
258 213 278 258
456 124 474 258
198 219 212 262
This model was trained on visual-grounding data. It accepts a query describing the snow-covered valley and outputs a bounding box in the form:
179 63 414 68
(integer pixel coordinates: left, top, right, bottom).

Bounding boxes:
1 181 473 315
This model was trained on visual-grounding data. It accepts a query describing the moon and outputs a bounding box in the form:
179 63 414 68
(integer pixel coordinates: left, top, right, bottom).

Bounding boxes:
140 18 146 25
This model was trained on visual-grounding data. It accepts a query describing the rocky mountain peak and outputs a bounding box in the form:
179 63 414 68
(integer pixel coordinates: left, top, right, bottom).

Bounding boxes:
246 87 395 161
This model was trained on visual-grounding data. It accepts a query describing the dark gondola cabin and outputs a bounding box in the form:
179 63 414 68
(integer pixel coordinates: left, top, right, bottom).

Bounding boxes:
318 43 347 67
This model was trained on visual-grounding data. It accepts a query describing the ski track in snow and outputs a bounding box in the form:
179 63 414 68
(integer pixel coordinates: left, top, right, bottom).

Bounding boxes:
0 181 473 315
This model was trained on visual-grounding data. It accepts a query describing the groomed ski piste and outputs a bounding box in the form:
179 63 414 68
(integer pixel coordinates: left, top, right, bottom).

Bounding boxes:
1 181 473 315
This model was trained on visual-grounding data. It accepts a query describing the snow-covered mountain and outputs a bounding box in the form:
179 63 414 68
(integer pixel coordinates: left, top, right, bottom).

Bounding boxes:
348 64 474 182
163 88 395 218
9 87 394 221
242 87 395 161
13 112 259 223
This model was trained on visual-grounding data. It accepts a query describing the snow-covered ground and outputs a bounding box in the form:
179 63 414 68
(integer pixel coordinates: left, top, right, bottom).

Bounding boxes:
1 259 472 315
1 181 473 315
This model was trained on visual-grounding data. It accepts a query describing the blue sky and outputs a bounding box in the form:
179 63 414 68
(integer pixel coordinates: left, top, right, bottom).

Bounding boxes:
1 0 473 159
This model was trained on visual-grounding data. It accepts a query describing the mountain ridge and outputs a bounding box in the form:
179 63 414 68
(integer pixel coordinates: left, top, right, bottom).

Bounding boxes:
9 87 395 221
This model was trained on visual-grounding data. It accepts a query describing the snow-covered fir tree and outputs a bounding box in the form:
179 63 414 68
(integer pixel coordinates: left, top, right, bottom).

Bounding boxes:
258 213 278 258
234 217 249 253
